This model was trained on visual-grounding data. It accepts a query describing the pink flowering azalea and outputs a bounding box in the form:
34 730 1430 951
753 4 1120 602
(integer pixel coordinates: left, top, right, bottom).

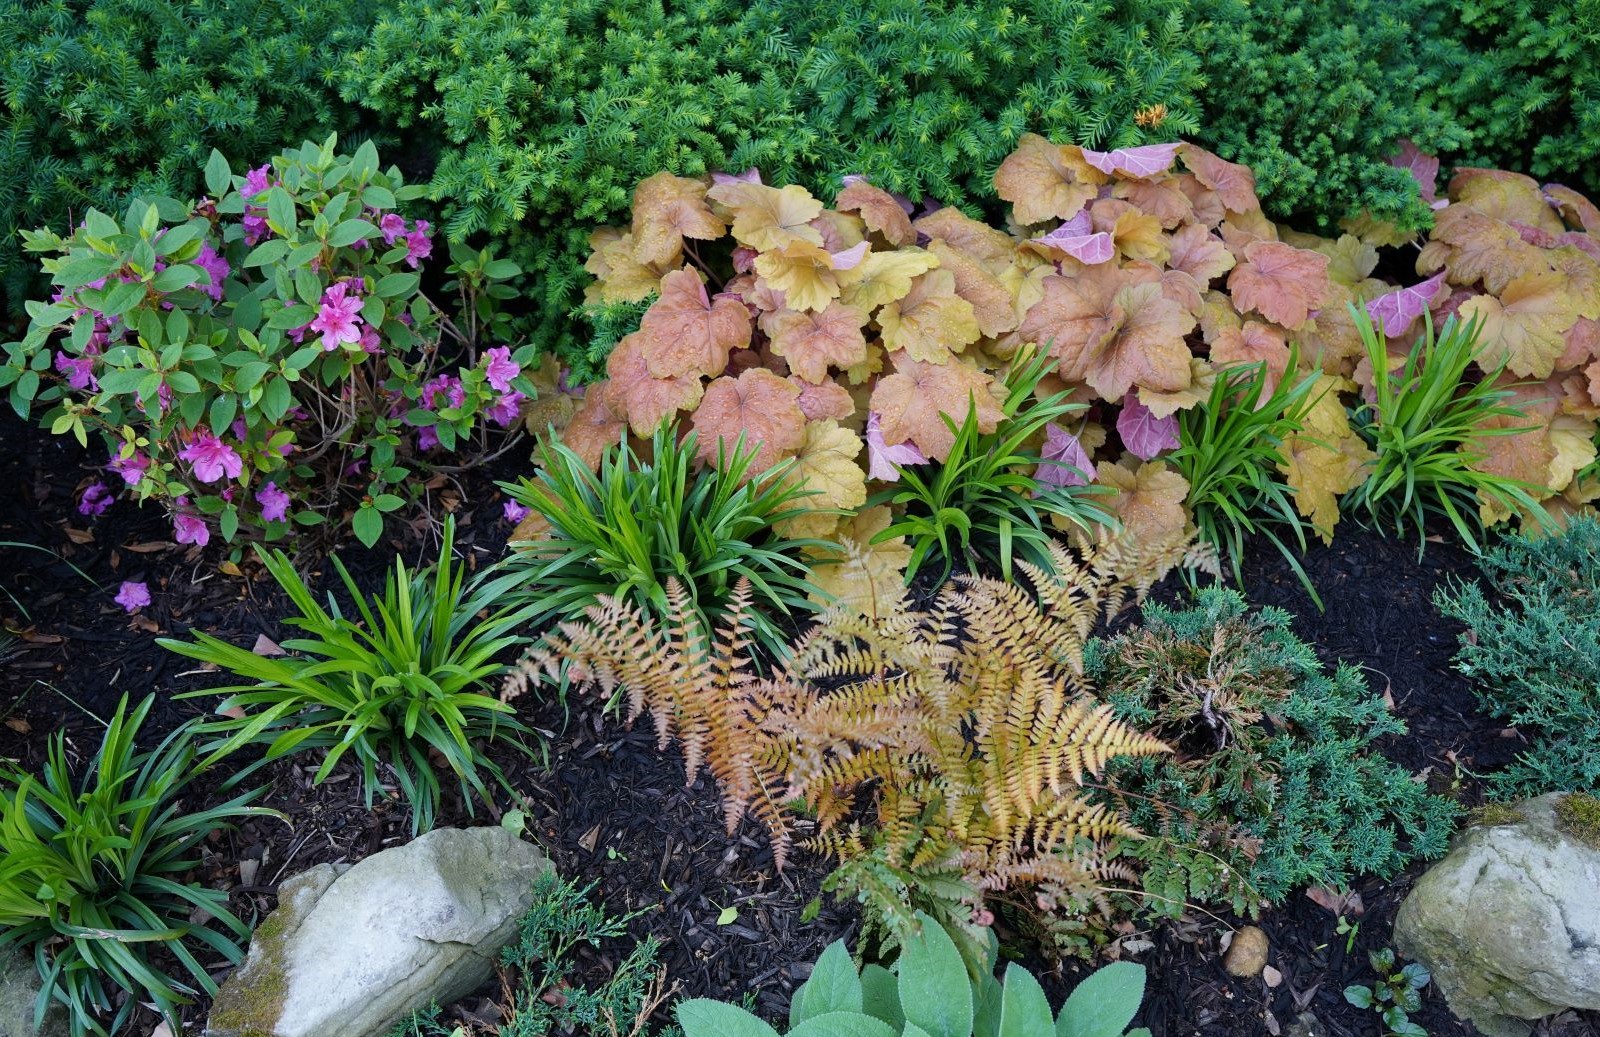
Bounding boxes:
243 213 268 246
402 221 432 269
866 412 927 481
244 165 273 197
108 450 149 486
172 503 210 547
503 499 530 523
114 581 151 613
485 391 524 428
359 324 382 353
178 429 244 483
78 481 113 517
256 481 291 522
483 347 520 393
310 281 364 351
54 351 97 390
379 213 407 245
195 243 230 303
415 425 440 451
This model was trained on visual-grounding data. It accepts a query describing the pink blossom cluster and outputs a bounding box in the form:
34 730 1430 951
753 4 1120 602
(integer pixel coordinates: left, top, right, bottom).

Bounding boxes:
379 213 432 269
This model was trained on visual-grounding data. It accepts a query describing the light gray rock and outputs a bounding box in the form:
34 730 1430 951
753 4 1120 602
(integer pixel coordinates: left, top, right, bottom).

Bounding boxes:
1394 793 1600 1037
0 948 68 1037
206 826 551 1037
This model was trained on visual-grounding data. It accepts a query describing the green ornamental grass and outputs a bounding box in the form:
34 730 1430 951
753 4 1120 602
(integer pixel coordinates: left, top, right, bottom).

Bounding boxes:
502 425 827 658
161 517 536 835
1345 306 1547 552
0 696 275 1037
1169 355 1321 597
872 346 1113 583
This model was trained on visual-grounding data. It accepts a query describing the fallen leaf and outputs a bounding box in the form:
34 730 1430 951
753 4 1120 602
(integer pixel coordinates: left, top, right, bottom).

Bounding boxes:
1263 965 1283 988
4 718 30 734
63 526 94 544
238 859 259 886
578 824 601 853
252 634 285 657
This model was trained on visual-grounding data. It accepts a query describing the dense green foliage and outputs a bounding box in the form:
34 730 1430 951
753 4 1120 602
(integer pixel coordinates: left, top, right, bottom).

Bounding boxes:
1188 0 1459 234
0 0 376 308
1189 0 1600 233
335 0 1199 371
162 519 537 835
0 696 273 1037
1427 1 1600 194
1434 517 1600 796
1089 589 1457 915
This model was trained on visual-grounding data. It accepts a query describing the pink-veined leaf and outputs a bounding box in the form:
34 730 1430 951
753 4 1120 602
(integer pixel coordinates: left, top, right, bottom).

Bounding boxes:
1030 210 1115 265
1366 272 1447 337
843 174 915 216
1080 143 1183 179
865 411 928 480
1116 393 1181 459
1035 423 1094 491
1389 139 1445 209
711 167 763 187
831 241 870 270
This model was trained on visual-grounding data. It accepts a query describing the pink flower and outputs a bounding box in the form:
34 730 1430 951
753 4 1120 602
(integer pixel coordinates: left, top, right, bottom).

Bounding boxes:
485 391 524 428
114 581 151 613
1036 424 1093 492
421 374 464 412
402 221 432 269
243 213 268 246
195 243 230 303
359 323 382 354
310 281 363 351
256 481 290 522
503 499 530 523
173 506 210 547
178 429 244 483
415 425 440 452
244 165 273 197
78 481 113 517
482 347 520 393
54 351 96 390
108 450 149 486
379 213 407 245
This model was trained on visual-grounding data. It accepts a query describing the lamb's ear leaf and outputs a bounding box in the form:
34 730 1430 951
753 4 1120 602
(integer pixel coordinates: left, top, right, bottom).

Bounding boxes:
1057 962 1146 1037
899 913 974 1037
998 964 1054 1037
676 999 780 1037
862 964 904 1030
788 1012 898 1037
792 940 864 1027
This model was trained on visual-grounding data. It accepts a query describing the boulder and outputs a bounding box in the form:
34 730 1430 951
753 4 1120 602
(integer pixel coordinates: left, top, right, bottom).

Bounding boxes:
0 948 68 1037
206 826 551 1037
1393 793 1600 1037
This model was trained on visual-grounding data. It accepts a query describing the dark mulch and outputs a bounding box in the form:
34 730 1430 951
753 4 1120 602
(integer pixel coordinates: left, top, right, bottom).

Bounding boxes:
2 402 1597 1037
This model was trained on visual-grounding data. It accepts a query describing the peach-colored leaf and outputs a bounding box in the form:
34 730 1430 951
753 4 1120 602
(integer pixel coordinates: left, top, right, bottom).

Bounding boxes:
774 419 867 539
928 239 1020 336
1450 168 1565 234
790 375 857 422
913 207 1016 270
584 227 678 304
692 368 807 473
837 247 940 311
1458 270 1581 378
631 172 725 266
754 238 848 312
603 333 706 437
1211 320 1291 391
994 133 1108 225
836 178 915 247
1084 282 1198 401
1097 459 1191 540
761 302 870 383
1181 144 1260 213
561 390 630 469
870 354 1003 461
1018 264 1131 370
1166 224 1236 283
879 269 982 363
1544 184 1600 234
1229 241 1331 329
638 268 752 379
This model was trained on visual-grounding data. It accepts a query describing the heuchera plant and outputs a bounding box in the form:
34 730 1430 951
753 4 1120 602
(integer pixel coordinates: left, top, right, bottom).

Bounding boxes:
0 136 533 549
563 136 1390 582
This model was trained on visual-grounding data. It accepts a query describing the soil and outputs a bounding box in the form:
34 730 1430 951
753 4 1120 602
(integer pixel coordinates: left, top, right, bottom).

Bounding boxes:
1 405 1596 1037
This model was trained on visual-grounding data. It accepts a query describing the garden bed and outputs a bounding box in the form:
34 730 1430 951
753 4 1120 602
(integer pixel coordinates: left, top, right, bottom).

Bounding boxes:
5 406 1594 1037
